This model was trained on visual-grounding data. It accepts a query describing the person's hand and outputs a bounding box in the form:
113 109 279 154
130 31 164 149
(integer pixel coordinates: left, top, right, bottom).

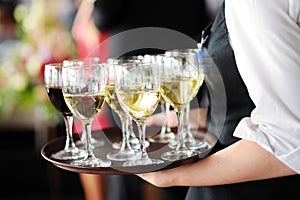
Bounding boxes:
138 108 208 187
137 170 172 188
136 164 192 188
137 139 297 188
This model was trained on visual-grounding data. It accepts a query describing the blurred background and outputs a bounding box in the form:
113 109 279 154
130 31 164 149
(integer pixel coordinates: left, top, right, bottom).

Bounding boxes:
0 0 85 199
0 0 223 199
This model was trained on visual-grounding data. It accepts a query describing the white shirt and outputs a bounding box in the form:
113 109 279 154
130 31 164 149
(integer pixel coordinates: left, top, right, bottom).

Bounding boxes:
225 0 300 174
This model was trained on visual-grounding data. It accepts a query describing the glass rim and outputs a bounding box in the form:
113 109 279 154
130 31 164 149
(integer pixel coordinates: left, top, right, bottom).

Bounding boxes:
62 57 101 70
62 62 105 68
165 48 199 57
44 62 63 68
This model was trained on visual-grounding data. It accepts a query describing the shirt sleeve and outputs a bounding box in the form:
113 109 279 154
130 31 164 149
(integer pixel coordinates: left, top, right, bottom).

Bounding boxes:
225 0 300 173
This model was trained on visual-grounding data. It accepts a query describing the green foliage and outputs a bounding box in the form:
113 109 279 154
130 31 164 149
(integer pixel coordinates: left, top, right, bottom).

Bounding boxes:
0 0 77 124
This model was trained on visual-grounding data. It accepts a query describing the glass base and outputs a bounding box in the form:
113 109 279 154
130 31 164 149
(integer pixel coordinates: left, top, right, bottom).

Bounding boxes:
131 140 150 151
129 137 140 145
51 147 87 161
75 139 84 147
71 156 111 167
90 137 105 148
122 156 164 167
168 138 208 150
185 140 209 151
112 140 148 150
106 149 140 161
148 132 175 143
161 149 198 162
168 139 179 149
112 141 122 150
79 134 105 148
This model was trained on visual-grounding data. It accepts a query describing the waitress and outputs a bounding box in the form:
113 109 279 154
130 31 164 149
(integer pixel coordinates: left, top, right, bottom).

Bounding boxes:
138 1 300 199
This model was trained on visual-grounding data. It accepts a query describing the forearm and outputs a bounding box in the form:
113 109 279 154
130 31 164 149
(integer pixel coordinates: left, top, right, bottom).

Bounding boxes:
138 140 296 187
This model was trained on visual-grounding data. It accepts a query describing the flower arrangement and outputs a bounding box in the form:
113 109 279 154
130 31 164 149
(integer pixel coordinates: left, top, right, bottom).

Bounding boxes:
0 0 77 123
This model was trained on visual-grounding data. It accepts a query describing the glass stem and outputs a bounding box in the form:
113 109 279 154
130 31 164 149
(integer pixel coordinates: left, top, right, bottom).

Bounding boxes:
129 117 136 139
63 115 75 151
165 102 173 133
160 103 167 135
138 123 148 159
184 104 196 143
176 109 187 151
84 122 93 158
120 116 132 151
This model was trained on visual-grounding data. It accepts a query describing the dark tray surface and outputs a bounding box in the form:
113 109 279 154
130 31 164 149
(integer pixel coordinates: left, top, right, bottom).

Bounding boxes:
41 127 216 175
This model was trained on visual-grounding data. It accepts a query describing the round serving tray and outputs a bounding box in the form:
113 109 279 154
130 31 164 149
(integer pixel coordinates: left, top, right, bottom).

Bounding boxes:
41 127 217 175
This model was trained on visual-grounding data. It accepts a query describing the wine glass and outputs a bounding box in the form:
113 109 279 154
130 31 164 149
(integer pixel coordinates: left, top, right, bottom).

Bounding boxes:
111 116 142 150
62 60 111 167
63 57 105 148
165 49 207 151
148 87 176 144
160 49 204 161
182 103 208 150
142 54 176 144
107 57 149 151
104 59 138 161
115 61 164 166
127 117 141 149
44 63 87 160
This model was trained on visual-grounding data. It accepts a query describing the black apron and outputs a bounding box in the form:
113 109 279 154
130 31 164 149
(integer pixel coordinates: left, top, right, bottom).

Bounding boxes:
186 2 300 200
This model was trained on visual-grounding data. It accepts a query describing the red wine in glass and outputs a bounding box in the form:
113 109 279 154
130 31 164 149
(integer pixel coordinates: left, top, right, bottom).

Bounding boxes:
44 63 86 161
46 87 72 116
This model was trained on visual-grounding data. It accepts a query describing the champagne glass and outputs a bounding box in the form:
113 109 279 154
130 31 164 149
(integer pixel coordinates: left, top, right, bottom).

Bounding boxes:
104 60 138 161
160 49 204 161
165 49 207 151
62 61 111 167
44 63 87 160
115 61 164 166
63 57 105 148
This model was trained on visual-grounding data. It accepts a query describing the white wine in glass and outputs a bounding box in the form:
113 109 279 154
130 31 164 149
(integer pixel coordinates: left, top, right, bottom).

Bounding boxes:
105 60 138 161
146 54 176 143
62 61 111 167
63 57 105 148
115 61 164 167
107 57 148 151
160 49 204 161
165 49 207 151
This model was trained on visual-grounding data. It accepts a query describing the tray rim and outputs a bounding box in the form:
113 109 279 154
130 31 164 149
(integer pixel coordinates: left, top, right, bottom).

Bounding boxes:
41 128 217 175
